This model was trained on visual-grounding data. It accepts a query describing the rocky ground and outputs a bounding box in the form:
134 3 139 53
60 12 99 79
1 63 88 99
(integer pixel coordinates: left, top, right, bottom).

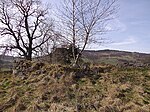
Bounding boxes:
0 61 150 112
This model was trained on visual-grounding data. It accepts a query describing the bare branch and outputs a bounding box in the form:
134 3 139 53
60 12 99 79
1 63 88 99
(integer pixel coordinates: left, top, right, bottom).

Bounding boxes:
58 0 118 65
0 0 55 60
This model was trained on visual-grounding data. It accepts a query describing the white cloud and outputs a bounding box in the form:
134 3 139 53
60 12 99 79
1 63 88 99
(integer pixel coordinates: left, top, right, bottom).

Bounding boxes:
130 20 150 26
111 36 137 46
106 19 127 32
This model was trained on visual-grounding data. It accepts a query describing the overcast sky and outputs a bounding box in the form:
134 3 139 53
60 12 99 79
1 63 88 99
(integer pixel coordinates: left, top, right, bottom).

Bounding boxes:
43 0 150 53
1 0 150 53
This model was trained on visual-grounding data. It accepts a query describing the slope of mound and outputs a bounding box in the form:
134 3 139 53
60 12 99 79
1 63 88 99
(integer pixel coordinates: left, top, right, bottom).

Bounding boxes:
0 61 150 112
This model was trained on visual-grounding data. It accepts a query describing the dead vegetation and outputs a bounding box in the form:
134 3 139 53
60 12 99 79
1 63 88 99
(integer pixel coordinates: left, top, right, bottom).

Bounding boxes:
0 61 150 112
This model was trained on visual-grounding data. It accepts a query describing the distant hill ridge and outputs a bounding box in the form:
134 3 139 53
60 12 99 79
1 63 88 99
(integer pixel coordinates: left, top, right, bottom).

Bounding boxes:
84 49 150 55
0 49 150 67
82 50 150 66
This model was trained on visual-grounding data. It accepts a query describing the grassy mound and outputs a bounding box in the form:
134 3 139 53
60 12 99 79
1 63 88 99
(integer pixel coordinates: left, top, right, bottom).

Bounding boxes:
0 61 150 112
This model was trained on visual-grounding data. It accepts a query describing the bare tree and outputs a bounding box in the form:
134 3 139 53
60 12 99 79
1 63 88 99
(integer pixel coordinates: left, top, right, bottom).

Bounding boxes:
0 0 54 60
58 0 117 65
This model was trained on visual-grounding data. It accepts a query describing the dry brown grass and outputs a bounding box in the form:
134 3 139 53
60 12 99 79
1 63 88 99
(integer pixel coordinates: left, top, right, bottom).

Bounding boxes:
0 61 150 112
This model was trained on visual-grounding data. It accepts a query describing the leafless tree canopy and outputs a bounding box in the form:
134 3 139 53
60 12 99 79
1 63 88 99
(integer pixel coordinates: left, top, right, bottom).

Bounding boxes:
58 0 117 65
0 0 55 60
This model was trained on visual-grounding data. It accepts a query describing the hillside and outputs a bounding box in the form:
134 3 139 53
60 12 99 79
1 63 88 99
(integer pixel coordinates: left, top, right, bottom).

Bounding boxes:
83 50 150 66
1 49 150 68
0 55 15 70
0 61 150 112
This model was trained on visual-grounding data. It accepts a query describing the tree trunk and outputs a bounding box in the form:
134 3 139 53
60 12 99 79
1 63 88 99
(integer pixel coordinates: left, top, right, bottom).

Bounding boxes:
25 55 32 60
26 48 32 60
